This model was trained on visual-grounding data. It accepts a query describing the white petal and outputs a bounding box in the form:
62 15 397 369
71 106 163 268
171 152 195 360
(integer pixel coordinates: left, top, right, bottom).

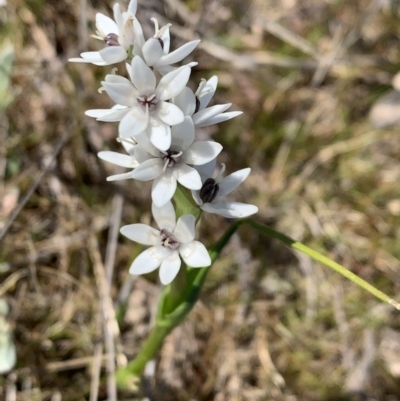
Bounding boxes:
159 252 181 284
218 168 251 197
104 74 132 85
152 172 177 207
157 101 185 126
156 66 191 101
107 171 135 181
147 118 171 151
198 76 217 110
134 133 159 157
191 189 202 206
102 80 134 107
173 87 196 116
173 214 195 243
183 141 223 166
134 145 154 164
156 65 176 76
131 158 163 181
96 13 119 36
94 108 130 122
201 200 258 218
85 108 116 119
159 24 171 54
120 137 136 155
179 241 211 267
170 117 195 151
112 3 124 33
173 164 202 190
69 51 108 65
129 246 168 275
152 200 176 232
119 106 149 137
142 38 164 67
194 158 217 181
155 40 200 67
192 104 231 126
195 111 243 127
98 151 138 168
69 53 104 65
99 46 127 64
120 224 159 245
133 18 145 47
131 56 156 92
128 0 138 15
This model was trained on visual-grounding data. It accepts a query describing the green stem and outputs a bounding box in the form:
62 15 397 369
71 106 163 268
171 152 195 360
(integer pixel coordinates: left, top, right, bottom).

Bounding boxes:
116 217 400 389
239 219 400 309
116 323 171 389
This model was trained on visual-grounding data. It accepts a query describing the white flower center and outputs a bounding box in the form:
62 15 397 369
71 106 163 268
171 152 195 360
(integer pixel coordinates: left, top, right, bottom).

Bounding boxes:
159 228 180 250
160 150 183 171
137 93 159 111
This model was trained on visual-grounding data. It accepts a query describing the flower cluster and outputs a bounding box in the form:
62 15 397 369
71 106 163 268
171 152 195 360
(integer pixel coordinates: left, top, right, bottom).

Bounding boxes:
70 0 258 284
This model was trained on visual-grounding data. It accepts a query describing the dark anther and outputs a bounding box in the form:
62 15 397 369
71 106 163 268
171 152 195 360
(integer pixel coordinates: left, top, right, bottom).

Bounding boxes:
199 178 219 203
194 96 201 114
104 33 120 47
157 37 164 50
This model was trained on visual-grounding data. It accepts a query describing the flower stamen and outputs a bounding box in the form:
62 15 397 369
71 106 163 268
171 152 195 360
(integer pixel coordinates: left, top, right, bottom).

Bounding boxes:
200 178 219 203
160 228 180 250
104 33 120 46
161 150 183 171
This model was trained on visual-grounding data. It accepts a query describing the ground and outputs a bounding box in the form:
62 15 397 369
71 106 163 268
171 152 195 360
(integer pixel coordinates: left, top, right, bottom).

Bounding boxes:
1 0 400 400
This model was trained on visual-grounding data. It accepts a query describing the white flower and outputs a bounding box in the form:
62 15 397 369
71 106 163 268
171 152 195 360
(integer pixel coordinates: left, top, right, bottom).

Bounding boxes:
174 76 243 127
97 137 139 181
85 56 192 150
192 164 258 218
120 201 211 284
69 0 143 66
105 117 222 207
134 18 200 75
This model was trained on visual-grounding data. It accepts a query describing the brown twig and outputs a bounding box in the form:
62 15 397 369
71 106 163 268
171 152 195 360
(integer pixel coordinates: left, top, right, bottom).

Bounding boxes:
89 234 122 401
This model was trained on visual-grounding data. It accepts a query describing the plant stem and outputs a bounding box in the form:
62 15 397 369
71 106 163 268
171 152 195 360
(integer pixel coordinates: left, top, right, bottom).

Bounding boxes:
116 217 400 389
116 323 171 389
240 219 400 309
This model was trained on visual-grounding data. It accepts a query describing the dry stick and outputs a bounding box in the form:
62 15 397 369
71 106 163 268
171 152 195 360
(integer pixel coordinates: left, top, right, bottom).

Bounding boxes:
0 131 70 243
105 192 124 284
47 354 109 372
0 269 28 297
103 192 124 399
259 18 318 58
89 343 103 401
5 373 17 401
169 23 385 72
311 0 383 86
89 235 120 401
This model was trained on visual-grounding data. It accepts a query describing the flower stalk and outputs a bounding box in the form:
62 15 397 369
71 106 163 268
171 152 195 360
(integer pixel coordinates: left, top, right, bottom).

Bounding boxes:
116 215 400 389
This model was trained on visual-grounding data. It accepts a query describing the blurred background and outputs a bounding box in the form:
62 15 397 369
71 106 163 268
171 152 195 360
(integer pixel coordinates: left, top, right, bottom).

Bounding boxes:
1 0 400 400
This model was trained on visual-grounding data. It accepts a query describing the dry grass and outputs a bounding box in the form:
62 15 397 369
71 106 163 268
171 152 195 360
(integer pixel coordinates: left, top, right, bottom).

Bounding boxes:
1 0 400 400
